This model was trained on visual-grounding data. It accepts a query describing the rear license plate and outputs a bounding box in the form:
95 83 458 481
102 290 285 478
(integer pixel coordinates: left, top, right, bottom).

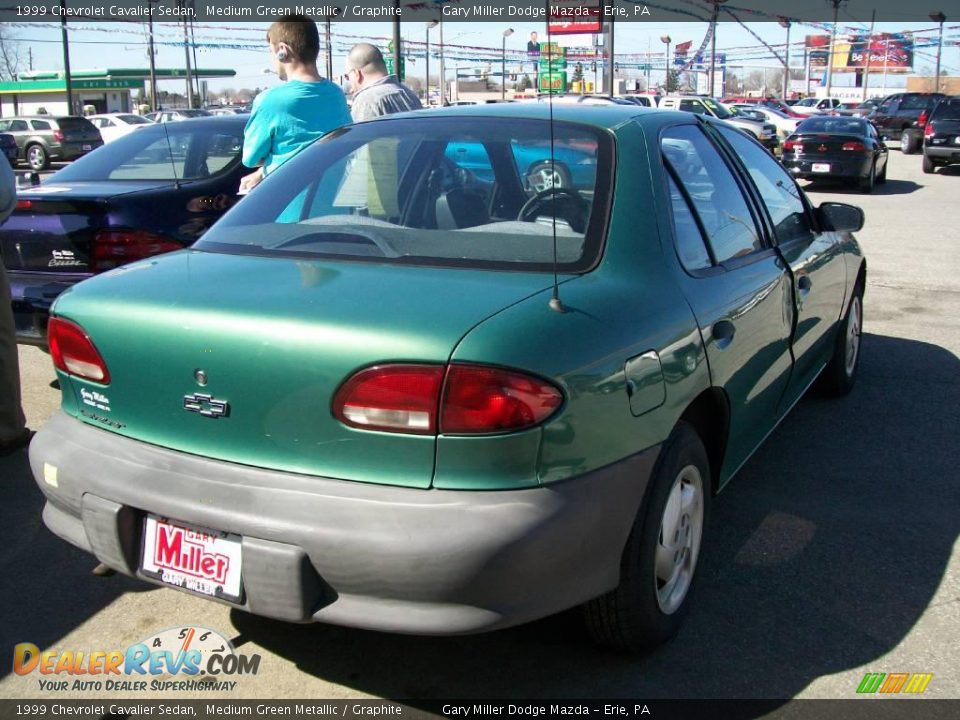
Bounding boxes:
812 163 831 173
82 144 92 151
141 515 243 602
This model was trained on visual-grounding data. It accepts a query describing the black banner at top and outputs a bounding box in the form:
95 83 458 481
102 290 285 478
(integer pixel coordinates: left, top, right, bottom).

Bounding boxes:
0 0 954 23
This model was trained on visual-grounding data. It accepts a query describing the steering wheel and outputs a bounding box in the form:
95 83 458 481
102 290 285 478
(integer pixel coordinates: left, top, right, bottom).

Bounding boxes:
518 188 589 233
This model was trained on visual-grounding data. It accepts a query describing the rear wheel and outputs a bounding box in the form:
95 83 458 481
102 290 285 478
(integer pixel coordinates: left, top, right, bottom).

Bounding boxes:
876 160 887 183
26 144 48 171
922 154 936 174
819 280 864 397
583 422 710 651
900 132 919 155
859 162 876 194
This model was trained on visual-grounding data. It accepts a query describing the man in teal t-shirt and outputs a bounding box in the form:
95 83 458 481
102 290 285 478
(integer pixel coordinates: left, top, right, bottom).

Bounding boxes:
239 14 351 193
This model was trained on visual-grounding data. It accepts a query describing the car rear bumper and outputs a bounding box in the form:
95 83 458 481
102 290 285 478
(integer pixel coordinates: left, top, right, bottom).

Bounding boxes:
57 142 103 160
783 156 874 179
923 145 960 164
8 271 89 346
30 410 658 635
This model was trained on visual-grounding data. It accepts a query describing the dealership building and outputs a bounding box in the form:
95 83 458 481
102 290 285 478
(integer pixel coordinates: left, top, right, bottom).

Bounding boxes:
0 67 236 117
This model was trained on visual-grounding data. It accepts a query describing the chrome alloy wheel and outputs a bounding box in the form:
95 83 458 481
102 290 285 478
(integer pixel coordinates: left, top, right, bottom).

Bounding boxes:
655 464 705 615
845 295 862 377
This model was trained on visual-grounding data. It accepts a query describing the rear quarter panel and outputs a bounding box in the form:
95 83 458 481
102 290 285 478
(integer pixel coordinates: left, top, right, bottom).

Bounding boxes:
443 122 710 488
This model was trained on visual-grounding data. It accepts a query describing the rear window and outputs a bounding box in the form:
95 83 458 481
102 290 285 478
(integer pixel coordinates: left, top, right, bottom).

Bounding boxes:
50 123 243 181
796 118 867 135
117 114 151 125
31 120 52 131
899 95 936 110
196 117 614 273
57 117 97 133
932 99 960 120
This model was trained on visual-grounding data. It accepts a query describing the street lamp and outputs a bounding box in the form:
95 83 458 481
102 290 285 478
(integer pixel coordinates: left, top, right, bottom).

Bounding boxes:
779 17 792 99
930 10 946 93
502 28 514 100
660 35 671 93
708 0 728 97
425 20 438 105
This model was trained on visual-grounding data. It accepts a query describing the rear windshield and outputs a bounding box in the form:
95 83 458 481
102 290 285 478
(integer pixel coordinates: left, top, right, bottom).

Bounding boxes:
51 123 243 181
796 117 867 135
57 117 97 132
196 117 613 273
900 95 938 110
116 114 151 125
932 99 960 120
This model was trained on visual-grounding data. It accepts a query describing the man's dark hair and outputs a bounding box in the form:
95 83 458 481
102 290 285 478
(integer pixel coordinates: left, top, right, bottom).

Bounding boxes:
267 14 320 65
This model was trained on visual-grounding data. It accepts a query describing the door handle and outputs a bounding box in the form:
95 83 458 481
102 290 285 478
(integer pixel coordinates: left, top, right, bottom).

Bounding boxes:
712 320 736 349
798 275 813 292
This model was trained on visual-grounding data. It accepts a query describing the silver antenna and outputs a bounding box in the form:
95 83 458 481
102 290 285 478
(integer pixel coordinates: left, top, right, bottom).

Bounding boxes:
546 0 565 313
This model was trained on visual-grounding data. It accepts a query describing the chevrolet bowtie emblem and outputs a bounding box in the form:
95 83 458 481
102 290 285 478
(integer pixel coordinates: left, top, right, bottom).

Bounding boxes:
183 393 230 418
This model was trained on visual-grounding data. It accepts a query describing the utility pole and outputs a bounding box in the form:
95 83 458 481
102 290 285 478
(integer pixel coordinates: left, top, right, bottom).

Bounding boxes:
179 0 193 108
190 14 201 105
28 47 33 71
147 4 158 111
59 0 74 115
392 2 401 81
325 16 333 80
861 9 876 103
602 2 615 96
825 0 843 98
708 0 727 97
778 17 791 99
439 20 445 105
930 11 946 93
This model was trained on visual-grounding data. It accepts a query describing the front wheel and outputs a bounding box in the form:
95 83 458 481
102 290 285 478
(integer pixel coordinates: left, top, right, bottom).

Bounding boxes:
525 162 572 194
819 280 864 397
583 422 711 651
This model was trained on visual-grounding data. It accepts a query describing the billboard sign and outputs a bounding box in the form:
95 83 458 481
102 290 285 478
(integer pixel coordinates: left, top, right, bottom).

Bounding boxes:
806 34 831 68
843 33 914 71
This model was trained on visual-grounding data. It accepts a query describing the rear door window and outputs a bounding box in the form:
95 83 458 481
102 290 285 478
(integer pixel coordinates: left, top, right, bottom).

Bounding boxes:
661 125 764 264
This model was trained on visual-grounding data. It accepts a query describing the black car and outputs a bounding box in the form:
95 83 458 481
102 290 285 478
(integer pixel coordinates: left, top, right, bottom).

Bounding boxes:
0 133 17 165
869 92 946 154
1 116 247 346
782 116 889 193
922 96 960 174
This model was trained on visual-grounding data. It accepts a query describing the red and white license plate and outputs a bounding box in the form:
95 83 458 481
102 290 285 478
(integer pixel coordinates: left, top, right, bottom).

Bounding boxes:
141 515 243 602
812 163 831 173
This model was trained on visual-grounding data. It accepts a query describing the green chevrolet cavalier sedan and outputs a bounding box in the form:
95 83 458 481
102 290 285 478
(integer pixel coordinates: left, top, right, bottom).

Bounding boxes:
30 104 866 650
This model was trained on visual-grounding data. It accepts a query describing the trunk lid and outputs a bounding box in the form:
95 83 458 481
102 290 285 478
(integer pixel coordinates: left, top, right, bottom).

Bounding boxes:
790 133 865 154
58 117 102 144
52 250 556 488
1 181 174 272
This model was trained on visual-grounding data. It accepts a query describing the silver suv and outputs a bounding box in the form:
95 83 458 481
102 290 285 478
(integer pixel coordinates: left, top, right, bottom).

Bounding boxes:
0 115 103 171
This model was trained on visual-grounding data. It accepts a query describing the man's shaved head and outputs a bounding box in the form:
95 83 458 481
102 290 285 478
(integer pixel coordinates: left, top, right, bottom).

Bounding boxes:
346 43 388 76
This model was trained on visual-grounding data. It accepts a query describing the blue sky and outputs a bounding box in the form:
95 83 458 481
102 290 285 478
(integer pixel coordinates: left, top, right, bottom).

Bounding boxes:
7 19 958 92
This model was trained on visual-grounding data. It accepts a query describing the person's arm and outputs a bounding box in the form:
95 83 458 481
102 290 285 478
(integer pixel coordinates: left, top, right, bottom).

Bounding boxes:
240 94 271 192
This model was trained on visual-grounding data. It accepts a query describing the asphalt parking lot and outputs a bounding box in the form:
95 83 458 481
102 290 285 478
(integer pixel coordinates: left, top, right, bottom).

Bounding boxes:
1 149 958 705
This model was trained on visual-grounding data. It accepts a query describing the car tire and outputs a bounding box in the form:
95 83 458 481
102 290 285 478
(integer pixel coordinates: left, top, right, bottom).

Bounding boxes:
900 132 919 155
583 421 711 652
26 144 49 171
859 162 876 194
876 160 887 183
526 162 572 193
922 154 936 174
819 280 864 397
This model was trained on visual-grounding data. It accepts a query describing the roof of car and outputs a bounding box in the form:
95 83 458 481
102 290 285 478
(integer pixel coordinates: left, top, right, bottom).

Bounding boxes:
382 102 666 131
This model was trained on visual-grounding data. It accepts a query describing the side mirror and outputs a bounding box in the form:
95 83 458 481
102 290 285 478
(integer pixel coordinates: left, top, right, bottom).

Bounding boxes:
818 202 864 233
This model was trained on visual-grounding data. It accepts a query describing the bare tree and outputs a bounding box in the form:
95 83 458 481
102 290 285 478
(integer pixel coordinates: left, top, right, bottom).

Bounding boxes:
0 24 24 81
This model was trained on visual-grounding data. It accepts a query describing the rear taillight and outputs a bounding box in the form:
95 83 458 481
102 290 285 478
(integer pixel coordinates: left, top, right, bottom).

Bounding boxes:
841 141 867 151
917 110 929 128
52 130 64 143
48 317 110 384
925 122 936 138
333 363 563 435
15 199 31 210
783 140 803 152
92 229 182 272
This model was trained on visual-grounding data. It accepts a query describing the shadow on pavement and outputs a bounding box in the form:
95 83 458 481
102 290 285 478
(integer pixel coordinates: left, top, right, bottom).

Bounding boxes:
230 332 960 706
801 178 923 196
0 450 153 678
